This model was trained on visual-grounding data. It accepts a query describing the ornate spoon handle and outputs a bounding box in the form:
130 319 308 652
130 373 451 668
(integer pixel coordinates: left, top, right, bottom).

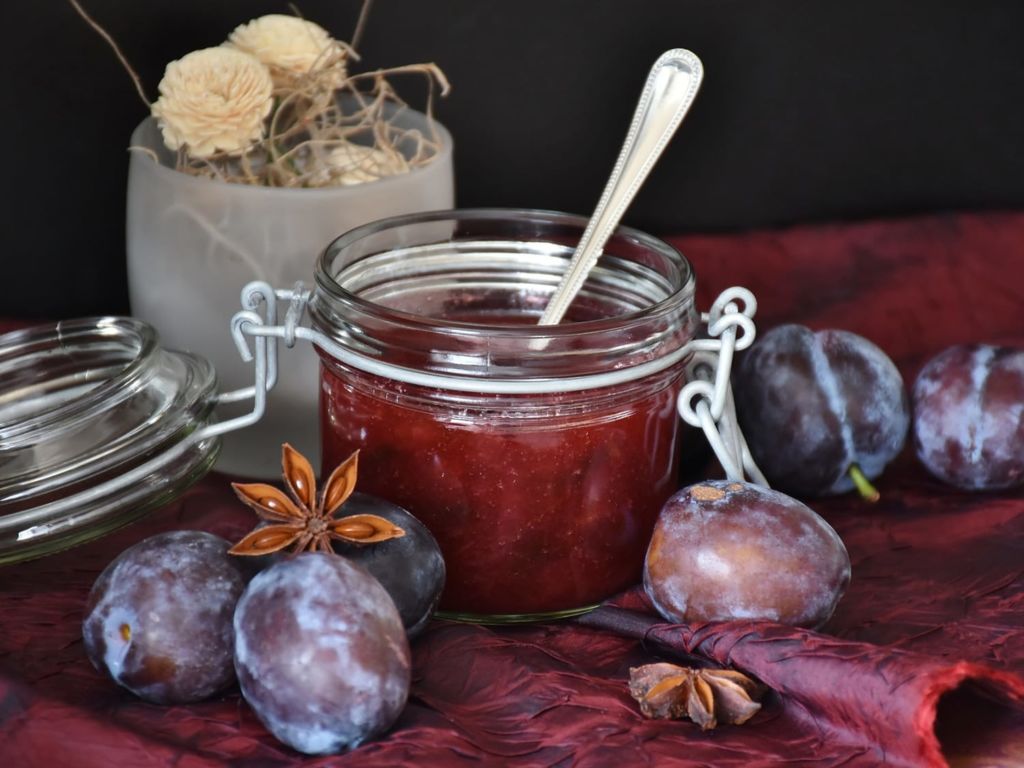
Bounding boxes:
538 49 704 326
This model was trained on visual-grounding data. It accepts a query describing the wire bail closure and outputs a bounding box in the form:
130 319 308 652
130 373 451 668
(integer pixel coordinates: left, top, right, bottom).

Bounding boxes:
219 281 767 485
676 287 767 485
194 282 309 440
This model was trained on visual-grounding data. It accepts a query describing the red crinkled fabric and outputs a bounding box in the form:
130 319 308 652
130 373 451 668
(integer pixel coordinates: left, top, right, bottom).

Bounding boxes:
1 210 1023 766
580 599 1024 767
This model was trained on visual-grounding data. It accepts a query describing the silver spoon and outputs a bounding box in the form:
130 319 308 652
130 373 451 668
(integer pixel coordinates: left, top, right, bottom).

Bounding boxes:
538 49 704 326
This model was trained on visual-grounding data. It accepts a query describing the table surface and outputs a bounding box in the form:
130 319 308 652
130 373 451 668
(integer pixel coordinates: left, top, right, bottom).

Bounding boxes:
1 210 1023 766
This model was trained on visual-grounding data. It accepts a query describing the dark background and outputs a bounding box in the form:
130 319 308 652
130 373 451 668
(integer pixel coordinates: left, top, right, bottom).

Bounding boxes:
7 0 1024 317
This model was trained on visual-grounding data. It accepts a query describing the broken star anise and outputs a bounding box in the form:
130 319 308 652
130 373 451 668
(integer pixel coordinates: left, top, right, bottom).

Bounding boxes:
628 662 765 730
229 444 405 556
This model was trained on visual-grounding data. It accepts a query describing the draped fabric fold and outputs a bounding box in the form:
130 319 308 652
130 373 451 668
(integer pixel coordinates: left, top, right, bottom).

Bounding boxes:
578 603 1024 767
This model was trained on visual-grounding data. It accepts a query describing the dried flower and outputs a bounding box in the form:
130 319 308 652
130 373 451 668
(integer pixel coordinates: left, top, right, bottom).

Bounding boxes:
151 47 273 158
227 14 346 87
320 142 410 186
73 0 448 186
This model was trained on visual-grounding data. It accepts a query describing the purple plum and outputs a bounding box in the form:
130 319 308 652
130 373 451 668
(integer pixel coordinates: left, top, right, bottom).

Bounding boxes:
82 531 247 704
734 324 909 499
233 553 410 755
644 480 851 628
912 344 1024 490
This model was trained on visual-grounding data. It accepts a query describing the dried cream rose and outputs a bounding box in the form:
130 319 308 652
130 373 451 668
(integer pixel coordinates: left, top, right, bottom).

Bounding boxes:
227 15 345 86
151 47 273 158
323 143 409 186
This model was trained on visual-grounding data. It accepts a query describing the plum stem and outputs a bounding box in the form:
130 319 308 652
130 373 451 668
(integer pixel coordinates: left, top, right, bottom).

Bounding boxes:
848 464 880 503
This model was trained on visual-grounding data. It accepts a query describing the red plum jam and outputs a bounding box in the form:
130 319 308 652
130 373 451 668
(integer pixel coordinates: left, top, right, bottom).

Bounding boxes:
310 210 698 620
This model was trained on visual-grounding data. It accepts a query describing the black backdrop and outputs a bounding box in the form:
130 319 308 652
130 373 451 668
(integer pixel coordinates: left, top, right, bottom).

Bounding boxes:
6 1 1024 317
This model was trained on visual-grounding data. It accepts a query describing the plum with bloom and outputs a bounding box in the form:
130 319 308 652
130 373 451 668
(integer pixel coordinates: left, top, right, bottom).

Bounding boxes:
233 553 411 755
644 481 851 628
733 324 909 500
912 344 1024 490
82 531 247 703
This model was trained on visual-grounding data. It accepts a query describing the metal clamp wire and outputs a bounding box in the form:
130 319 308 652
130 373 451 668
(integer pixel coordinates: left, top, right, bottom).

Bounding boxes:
282 283 310 348
200 281 281 434
676 287 767 485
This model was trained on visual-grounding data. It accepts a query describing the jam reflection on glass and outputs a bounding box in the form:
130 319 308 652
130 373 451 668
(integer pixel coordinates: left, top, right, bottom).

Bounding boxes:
318 310 684 617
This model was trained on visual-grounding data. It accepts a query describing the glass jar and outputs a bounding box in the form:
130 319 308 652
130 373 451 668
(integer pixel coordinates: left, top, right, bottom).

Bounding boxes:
308 209 699 621
0 318 220 564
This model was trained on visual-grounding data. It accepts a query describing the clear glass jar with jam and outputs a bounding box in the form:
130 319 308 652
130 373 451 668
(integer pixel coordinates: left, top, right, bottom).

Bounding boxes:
307 209 699 621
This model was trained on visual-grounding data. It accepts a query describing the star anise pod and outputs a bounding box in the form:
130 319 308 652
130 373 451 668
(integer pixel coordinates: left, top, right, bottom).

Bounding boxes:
228 444 405 556
628 662 765 730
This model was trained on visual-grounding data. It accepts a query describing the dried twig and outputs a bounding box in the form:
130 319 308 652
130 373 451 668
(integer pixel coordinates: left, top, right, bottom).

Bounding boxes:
67 0 150 107
351 0 375 55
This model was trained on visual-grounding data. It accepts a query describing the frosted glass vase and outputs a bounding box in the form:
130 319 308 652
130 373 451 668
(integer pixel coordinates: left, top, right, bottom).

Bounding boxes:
127 111 454 478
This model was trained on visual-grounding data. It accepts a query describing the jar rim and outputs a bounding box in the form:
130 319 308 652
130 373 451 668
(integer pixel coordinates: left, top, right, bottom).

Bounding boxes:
314 207 695 338
0 317 158 442
308 208 699 391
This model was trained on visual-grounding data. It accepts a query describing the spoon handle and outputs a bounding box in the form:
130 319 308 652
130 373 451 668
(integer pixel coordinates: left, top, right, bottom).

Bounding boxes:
538 49 704 326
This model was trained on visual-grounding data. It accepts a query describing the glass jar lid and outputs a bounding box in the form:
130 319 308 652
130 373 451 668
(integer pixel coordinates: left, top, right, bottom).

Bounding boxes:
0 317 220 565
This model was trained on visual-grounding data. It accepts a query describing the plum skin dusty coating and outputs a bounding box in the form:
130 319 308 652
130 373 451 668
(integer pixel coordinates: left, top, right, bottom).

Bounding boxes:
912 344 1024 490
644 481 851 628
82 531 248 704
233 553 411 756
734 324 910 497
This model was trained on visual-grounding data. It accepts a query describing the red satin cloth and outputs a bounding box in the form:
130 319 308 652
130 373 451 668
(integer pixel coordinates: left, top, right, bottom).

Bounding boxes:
2 211 1024 766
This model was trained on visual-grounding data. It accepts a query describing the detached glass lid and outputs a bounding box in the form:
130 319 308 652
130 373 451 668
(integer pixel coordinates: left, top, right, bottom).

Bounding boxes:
0 318 221 565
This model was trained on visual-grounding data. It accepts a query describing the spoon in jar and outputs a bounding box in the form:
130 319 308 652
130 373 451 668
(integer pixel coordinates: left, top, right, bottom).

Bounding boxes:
538 49 704 326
